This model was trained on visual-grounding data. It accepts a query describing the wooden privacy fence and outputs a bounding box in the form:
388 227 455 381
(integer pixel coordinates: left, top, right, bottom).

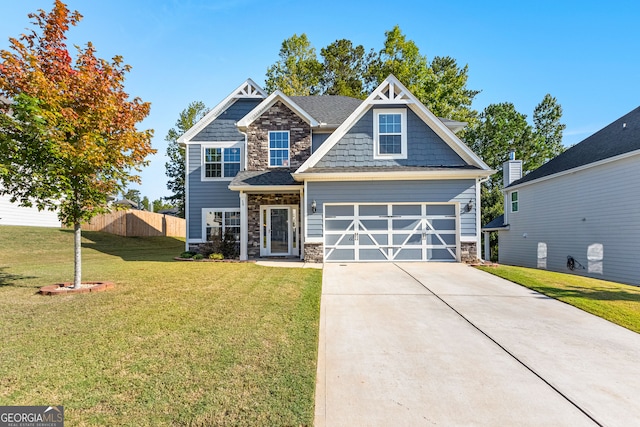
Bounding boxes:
83 210 185 237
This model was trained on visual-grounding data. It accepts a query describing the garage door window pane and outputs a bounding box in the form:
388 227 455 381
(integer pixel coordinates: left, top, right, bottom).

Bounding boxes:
427 205 455 216
428 248 456 260
325 220 354 231
430 219 456 230
394 249 422 260
360 219 388 231
426 234 456 245
359 205 388 216
326 248 355 261
392 205 421 216
325 205 354 217
392 219 420 231
325 234 354 246
360 249 387 261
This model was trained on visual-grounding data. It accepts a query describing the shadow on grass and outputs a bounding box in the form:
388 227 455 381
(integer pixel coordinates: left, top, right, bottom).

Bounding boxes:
59 229 185 262
0 266 38 288
531 285 640 303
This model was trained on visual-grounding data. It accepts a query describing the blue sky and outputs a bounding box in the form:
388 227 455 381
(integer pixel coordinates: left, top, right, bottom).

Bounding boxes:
2 0 639 202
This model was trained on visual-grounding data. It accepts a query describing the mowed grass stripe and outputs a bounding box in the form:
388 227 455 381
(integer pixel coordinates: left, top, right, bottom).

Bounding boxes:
0 226 322 426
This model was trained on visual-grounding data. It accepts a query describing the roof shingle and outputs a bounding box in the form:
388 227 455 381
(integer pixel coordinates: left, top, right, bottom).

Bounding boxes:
511 106 640 187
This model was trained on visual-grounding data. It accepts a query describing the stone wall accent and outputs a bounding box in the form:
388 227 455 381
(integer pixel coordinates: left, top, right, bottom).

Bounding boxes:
461 241 478 263
303 243 323 263
246 100 311 170
247 193 300 258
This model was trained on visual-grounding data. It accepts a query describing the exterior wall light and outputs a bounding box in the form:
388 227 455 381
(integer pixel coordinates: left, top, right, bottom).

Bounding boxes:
311 200 317 213
465 199 473 212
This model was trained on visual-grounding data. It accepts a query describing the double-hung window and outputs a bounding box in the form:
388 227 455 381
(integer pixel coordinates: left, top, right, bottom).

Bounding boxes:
374 109 407 159
203 209 241 242
203 146 241 179
269 131 290 167
511 191 519 212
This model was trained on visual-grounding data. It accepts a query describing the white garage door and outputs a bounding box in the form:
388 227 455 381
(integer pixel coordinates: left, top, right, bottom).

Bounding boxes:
324 203 459 262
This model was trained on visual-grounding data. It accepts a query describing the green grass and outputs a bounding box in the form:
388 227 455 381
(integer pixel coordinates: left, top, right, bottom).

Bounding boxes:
477 265 640 333
0 226 322 426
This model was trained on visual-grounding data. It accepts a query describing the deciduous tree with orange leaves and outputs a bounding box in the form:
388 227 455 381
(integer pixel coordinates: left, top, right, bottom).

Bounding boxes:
0 1 155 288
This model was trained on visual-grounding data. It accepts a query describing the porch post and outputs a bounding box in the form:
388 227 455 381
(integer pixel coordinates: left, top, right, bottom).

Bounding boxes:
240 192 248 261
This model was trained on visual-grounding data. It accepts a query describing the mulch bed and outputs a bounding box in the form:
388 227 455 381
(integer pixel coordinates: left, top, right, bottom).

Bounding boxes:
39 281 115 295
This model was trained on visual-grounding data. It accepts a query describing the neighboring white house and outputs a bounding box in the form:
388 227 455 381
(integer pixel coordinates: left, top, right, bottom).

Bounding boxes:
0 193 61 227
484 106 640 286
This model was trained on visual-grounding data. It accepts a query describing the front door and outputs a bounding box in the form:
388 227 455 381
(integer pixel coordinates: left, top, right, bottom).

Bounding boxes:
270 208 289 254
260 206 299 257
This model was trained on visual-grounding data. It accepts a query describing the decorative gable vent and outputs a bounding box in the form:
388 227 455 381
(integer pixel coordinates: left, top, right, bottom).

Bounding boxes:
372 81 413 104
234 81 267 99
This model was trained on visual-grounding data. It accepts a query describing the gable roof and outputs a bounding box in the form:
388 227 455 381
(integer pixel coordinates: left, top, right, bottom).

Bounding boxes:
510 106 640 187
236 90 319 129
178 79 267 144
295 75 491 173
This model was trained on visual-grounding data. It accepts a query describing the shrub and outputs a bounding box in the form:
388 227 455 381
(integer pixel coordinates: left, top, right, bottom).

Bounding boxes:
200 229 239 259
193 253 204 260
180 251 196 258
209 253 224 260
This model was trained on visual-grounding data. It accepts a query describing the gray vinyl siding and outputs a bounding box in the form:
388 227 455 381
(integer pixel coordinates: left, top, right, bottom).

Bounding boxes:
498 154 640 285
315 106 465 168
193 99 261 141
306 179 477 238
187 144 239 241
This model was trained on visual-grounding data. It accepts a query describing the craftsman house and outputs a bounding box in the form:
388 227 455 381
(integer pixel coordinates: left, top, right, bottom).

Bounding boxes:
485 107 640 285
179 75 493 262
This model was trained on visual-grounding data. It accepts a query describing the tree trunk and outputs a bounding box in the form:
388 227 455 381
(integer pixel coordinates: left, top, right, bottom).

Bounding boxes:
73 222 82 288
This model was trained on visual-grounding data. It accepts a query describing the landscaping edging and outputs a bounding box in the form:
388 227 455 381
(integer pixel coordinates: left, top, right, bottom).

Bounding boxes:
39 281 115 295
173 257 255 263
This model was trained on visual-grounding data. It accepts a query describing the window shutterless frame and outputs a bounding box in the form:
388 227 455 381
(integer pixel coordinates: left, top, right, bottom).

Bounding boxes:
373 108 407 160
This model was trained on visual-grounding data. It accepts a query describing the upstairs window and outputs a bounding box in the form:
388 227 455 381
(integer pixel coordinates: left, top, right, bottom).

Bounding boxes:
511 191 519 212
203 146 241 179
374 109 407 159
269 131 290 167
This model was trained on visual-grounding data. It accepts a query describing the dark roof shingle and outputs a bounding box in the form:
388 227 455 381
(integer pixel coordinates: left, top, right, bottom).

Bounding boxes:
229 170 301 187
289 95 362 126
511 106 640 187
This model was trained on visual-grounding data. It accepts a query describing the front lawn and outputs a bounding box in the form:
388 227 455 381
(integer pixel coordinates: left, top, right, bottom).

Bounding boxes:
0 226 322 426
476 265 640 333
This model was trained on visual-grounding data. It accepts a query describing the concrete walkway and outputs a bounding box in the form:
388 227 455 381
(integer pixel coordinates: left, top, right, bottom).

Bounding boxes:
315 262 640 426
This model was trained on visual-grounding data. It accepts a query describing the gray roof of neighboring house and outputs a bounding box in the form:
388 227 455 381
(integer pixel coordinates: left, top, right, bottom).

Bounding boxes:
482 214 507 230
510 106 640 187
230 169 301 187
289 95 362 127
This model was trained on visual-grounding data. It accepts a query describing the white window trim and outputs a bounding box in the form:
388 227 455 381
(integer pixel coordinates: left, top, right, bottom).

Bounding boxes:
373 108 407 160
510 191 519 213
201 142 243 181
201 208 241 243
268 131 291 168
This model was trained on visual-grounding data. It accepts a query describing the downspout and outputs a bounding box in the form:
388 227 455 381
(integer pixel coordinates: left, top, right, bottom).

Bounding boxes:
477 175 490 261
239 129 249 261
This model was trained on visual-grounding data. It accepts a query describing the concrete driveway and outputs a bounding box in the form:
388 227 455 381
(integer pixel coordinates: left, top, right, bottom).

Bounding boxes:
315 263 640 426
